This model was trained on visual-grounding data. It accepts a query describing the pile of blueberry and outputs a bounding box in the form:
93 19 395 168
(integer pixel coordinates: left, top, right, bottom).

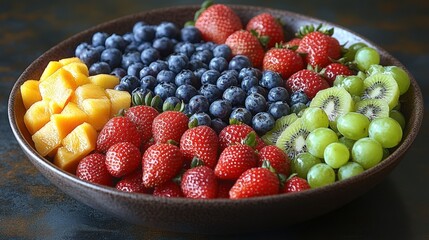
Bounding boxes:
74 21 310 135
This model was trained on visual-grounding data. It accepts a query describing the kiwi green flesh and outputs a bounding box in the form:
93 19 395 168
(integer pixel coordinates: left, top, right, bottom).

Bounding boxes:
276 119 310 160
362 73 399 110
262 113 298 145
355 99 389 121
310 87 354 122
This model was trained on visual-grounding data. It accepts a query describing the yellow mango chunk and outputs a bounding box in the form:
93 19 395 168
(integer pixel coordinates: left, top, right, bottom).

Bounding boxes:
105 89 131 117
89 74 119 89
20 80 42 109
81 98 111 131
50 102 88 138
59 57 82 66
32 121 62 157
24 100 51 135
62 62 90 86
40 61 62 81
39 68 77 111
71 83 107 108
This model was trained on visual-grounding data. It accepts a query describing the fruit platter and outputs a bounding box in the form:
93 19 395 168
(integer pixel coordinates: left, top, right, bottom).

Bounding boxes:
8 2 423 234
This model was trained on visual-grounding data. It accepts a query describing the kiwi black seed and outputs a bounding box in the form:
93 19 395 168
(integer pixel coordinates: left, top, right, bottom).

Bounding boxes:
355 98 389 121
262 113 298 145
276 119 310 160
361 73 399 110
309 87 354 122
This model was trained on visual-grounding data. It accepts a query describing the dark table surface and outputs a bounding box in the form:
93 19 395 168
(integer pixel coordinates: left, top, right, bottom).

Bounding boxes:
1 0 428 239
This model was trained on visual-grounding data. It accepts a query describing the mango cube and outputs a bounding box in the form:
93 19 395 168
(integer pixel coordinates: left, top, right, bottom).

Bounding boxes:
81 98 111 131
62 62 90 86
50 102 88 138
32 121 62 157
89 74 119 89
71 83 107 108
24 100 52 135
20 80 42 109
40 61 62 81
39 68 77 111
105 89 131 117
59 57 82 66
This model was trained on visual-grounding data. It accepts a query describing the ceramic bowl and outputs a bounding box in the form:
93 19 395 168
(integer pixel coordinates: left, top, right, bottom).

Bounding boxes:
8 5 423 234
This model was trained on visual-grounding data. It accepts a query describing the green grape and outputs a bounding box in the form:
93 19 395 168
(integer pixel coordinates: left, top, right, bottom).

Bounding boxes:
306 128 338 158
302 107 329 131
339 76 364 96
338 162 364 180
337 112 370 140
324 142 350 169
333 75 346 87
338 136 356 151
344 42 368 62
307 163 336 188
351 137 383 169
356 71 367 80
366 64 384 76
368 117 403 148
382 148 390 160
389 110 406 129
292 152 322 178
384 66 410 95
355 47 380 71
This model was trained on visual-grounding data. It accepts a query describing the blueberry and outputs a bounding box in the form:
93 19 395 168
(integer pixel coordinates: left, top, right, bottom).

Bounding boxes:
260 70 283 89
191 49 213 65
188 95 210 114
195 42 215 51
124 42 139 53
121 51 141 69
133 22 156 42
105 34 127 52
139 66 157 78
100 48 122 69
241 76 259 92
252 112 275 135
222 86 246 107
156 22 180 39
290 90 309 106
110 68 127 78
247 86 268 99
114 84 129 92
216 74 238 92
140 75 157 90
212 44 232 60
201 70 221 85
176 42 195 58
209 100 232 120
194 68 207 80
228 55 252 71
92 32 109 47
152 37 174 57
75 42 89 58
268 87 289 103
221 69 239 79
122 32 134 44
164 96 181 109
209 57 228 72
149 60 168 74
245 93 268 115
175 69 198 87
137 42 153 52
230 107 252 126
79 45 102 66
291 102 308 115
89 62 111 75
269 101 291 119
175 84 198 103
238 67 262 81
140 48 160 65
187 59 208 71
127 62 144 77
189 112 212 127
168 54 189 74
199 83 222 103
181 26 202 43
156 70 176 84
154 82 177 100
120 75 140 93
211 118 228 134
132 87 153 98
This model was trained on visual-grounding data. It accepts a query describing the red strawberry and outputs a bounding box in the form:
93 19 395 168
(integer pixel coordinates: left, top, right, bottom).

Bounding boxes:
181 166 218 199
218 123 266 151
152 111 189 144
125 105 159 144
76 153 113 186
286 69 330 99
180 126 219 169
141 138 155 153
142 143 184 188
96 116 142 153
322 63 354 85
262 47 304 79
214 144 258 180
225 30 265 68
283 175 311 193
229 167 280 199
195 3 242 44
258 145 290 176
153 181 183 198
284 37 301 48
116 170 150 193
246 13 285 49
297 31 341 68
217 180 235 198
105 141 141 178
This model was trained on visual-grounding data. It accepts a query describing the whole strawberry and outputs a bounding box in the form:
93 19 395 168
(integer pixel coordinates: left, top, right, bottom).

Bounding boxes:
180 126 219 169
105 141 141 178
246 13 285 49
217 180 235 198
283 175 311 193
96 116 142 153
215 143 258 180
286 69 330 99
284 37 301 48
229 167 280 199
142 143 184 188
194 3 242 44
181 166 218 199
225 30 265 68
76 153 113 186
262 47 304 79
218 123 266 151
125 105 159 144
152 110 189 144
116 170 150 193
322 63 354 85
258 145 290 176
153 181 183 198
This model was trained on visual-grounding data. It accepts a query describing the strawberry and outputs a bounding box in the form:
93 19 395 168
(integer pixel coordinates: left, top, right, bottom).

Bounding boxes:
141 138 155 153
225 30 265 68
284 37 301 48
142 143 184 188
153 181 183 198
76 153 113 186
214 143 258 180
229 167 280 199
96 116 142 153
217 180 234 198
297 30 341 68
181 166 218 199
218 123 266 151
258 145 290 176
246 13 285 49
285 69 330 99
262 47 304 79
194 3 242 44
125 105 159 144
322 62 354 85
283 175 311 193
180 126 219 169
116 170 150 193
152 110 189 144
105 141 141 178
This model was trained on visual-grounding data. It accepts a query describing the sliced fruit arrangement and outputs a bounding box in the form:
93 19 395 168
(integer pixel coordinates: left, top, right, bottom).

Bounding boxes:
20 1 411 199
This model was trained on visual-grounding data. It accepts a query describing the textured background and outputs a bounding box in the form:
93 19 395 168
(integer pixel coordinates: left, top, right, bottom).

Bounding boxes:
1 0 428 239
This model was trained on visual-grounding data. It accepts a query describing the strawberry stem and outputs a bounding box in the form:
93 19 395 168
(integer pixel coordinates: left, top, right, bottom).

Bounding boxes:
241 131 257 148
190 157 204 168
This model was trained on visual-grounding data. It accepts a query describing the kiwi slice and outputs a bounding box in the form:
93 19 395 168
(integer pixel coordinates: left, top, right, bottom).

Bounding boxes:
309 87 354 122
262 113 298 145
276 118 310 160
355 99 389 121
361 73 399 110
